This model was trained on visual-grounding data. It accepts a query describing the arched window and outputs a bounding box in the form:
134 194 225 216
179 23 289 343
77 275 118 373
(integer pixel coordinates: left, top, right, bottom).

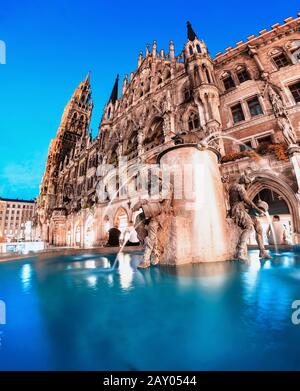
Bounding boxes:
196 44 201 54
188 112 200 131
107 107 111 119
189 45 193 55
203 65 212 84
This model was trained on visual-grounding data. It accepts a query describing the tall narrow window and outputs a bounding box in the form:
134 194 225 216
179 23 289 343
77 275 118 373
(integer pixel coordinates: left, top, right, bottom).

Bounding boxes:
196 44 201 54
289 81 300 103
188 113 200 131
231 103 245 124
189 45 193 55
183 87 192 102
273 52 291 69
247 97 263 117
223 75 235 91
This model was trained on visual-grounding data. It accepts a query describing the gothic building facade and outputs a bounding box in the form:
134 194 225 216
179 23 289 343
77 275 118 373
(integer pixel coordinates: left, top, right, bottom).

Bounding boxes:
35 15 300 247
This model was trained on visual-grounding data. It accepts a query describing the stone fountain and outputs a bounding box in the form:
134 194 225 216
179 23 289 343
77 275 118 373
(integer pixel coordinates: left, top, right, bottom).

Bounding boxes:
134 143 240 267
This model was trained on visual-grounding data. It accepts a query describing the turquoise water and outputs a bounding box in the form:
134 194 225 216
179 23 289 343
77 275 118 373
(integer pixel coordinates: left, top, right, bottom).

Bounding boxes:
0 250 300 370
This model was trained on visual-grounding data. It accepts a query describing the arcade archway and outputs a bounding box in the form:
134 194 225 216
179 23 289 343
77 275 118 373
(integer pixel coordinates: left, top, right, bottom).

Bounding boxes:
247 174 299 244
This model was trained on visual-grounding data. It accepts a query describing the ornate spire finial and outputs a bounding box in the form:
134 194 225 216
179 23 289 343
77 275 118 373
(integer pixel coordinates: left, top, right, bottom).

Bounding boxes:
109 74 119 104
187 21 197 41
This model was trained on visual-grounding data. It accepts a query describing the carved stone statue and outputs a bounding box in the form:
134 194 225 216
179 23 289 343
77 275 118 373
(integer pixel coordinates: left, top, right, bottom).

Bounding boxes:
268 85 287 118
133 173 173 268
278 116 297 146
268 85 298 146
229 173 271 261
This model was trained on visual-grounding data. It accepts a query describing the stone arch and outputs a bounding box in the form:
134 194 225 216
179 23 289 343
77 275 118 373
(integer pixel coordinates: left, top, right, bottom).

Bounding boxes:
247 173 300 234
103 215 111 234
113 207 130 239
143 116 165 148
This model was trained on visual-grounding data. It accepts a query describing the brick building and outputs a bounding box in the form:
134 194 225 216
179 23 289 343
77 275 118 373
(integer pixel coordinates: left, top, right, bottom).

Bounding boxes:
0 198 35 242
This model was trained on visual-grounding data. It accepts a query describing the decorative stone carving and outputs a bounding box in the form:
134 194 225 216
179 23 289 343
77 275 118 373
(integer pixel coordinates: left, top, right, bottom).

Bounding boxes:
229 173 271 261
268 85 288 118
133 173 173 268
278 116 297 146
268 84 298 147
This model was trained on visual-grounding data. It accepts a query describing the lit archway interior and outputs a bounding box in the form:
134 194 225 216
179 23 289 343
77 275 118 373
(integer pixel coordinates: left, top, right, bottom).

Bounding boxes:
75 226 81 245
250 189 293 245
114 208 129 239
85 216 94 247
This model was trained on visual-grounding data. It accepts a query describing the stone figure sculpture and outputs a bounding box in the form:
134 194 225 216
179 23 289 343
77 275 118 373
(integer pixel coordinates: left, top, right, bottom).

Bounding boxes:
133 173 173 268
278 116 297 146
268 85 298 146
268 85 287 118
229 173 271 261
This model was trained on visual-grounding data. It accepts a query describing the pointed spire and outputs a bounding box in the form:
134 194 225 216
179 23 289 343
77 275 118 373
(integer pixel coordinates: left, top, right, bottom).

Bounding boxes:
84 71 91 83
187 21 197 41
109 74 119 104
138 51 143 68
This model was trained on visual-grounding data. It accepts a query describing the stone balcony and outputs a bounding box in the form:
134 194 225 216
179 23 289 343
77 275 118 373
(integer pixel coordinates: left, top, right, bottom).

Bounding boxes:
220 154 292 178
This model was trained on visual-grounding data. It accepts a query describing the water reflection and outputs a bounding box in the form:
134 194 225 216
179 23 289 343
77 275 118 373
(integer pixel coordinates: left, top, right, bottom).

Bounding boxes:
118 253 134 290
86 275 97 288
21 264 32 293
160 261 236 291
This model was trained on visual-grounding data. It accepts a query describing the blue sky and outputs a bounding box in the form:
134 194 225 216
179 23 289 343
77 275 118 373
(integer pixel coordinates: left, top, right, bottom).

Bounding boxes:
0 0 299 200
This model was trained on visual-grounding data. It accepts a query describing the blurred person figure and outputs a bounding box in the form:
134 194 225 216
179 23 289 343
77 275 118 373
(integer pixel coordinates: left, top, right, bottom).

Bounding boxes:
267 215 287 245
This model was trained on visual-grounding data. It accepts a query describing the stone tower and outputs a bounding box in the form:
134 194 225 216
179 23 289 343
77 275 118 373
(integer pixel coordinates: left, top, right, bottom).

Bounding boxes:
184 22 224 154
37 74 93 238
